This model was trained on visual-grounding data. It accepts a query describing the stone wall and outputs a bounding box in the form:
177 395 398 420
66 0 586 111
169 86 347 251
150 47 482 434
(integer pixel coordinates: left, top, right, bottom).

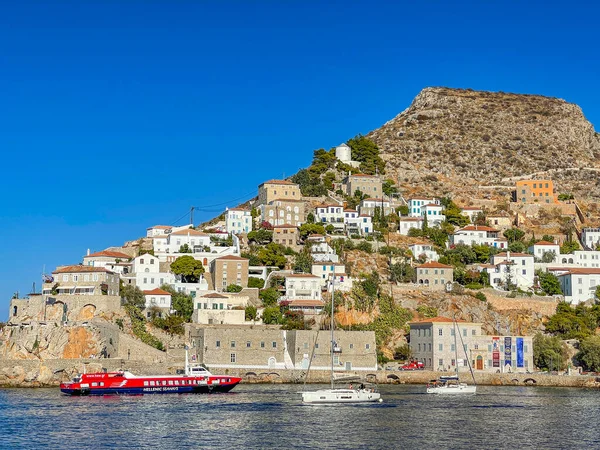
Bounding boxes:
9 294 122 323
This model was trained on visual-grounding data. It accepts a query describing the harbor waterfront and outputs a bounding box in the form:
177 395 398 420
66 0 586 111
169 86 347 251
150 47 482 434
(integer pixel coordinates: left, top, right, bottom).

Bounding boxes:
1 383 600 449
2 357 600 389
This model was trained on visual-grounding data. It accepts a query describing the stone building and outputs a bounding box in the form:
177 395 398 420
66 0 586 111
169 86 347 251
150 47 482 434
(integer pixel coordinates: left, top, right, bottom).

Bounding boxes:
187 325 377 371
257 179 302 206
210 255 249 291
408 317 534 373
343 174 382 197
415 262 453 289
43 265 120 297
272 224 300 249
260 199 305 227
192 293 247 325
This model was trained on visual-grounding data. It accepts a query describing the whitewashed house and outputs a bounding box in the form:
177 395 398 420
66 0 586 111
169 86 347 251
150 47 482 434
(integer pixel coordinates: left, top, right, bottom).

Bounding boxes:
344 210 372 236
311 263 346 287
143 288 172 316
398 217 424 236
421 203 445 226
582 228 600 250
153 229 211 255
572 251 600 268
225 208 252 235
132 254 175 291
359 198 392 217
146 225 172 238
408 243 439 262
460 207 483 223
83 250 132 269
489 252 535 290
528 241 560 262
408 198 439 218
557 268 600 304
315 204 345 230
193 292 247 325
451 225 507 249
283 274 322 301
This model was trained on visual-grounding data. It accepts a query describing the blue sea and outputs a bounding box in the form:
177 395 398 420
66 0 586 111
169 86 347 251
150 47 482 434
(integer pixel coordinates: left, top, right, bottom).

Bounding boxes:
1 384 599 449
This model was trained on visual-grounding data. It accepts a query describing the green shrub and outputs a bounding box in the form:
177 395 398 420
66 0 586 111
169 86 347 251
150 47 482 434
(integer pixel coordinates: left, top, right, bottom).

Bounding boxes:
474 292 487 302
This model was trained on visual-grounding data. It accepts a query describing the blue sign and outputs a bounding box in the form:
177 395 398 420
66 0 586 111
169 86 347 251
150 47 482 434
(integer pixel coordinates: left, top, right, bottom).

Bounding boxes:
516 338 524 368
504 337 512 366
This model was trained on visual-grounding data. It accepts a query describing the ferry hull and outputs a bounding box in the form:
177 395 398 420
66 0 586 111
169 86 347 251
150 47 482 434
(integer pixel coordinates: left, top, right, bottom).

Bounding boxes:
60 383 239 396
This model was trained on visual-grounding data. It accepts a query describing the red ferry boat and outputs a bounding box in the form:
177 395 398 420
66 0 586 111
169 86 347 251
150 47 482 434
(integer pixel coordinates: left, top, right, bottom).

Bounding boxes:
60 364 241 396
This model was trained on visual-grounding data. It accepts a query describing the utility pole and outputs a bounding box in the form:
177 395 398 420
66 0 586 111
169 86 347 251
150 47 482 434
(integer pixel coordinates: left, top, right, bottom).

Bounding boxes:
190 206 195 226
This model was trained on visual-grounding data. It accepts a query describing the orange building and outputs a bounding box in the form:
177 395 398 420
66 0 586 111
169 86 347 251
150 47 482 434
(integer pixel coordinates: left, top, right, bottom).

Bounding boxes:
515 180 557 204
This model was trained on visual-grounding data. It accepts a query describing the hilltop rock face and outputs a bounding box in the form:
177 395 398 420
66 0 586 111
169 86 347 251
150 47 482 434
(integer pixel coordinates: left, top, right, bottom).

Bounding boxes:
369 87 600 199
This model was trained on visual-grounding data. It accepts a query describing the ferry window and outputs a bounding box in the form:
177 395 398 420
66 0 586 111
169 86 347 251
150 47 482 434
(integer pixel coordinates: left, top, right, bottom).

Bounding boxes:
216 340 220 348
175 380 179 385
92 382 98 387
150 381 155 386
100 382 104 386
162 381 167 386
144 381 149 386
168 381 174 386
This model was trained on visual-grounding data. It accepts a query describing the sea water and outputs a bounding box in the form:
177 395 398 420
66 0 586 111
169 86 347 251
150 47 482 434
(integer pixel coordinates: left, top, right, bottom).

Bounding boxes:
1 384 599 449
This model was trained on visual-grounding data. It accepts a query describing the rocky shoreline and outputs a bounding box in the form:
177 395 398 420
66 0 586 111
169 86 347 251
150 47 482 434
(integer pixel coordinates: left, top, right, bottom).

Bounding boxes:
2 358 600 389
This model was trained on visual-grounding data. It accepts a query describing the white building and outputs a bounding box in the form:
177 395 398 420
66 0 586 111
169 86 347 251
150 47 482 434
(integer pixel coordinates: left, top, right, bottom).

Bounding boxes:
193 292 247 325
132 254 176 291
153 229 211 255
460 207 483 222
146 225 172 238
225 208 252 235
421 203 445 226
572 251 600 268
359 198 393 217
143 288 172 312
408 197 439 218
83 250 132 269
315 204 345 230
310 240 339 263
528 241 560 262
335 143 360 168
582 228 600 250
283 274 322 301
489 252 535 290
311 263 346 287
408 243 439 262
398 217 424 236
451 225 507 249
557 268 600 304
344 210 372 236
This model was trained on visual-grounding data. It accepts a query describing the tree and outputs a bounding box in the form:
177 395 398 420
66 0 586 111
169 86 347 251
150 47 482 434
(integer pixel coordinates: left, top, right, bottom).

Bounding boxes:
397 205 409 216
293 251 313 274
248 277 265 289
245 305 257 321
160 285 194 321
393 344 412 361
577 336 600 372
508 241 526 253
389 262 415 283
356 241 373 253
259 287 281 306
596 285 600 301
442 199 470 227
382 179 398 196
560 240 580 254
170 256 205 283
291 168 327 197
536 270 562 295
247 228 273 245
226 284 243 293
299 223 326 239
121 285 146 308
307 212 315 223
178 244 192 253
262 306 282 324
325 224 335 234
504 228 525 244
347 135 385 175
256 243 287 268
533 333 567 370
421 212 428 231
473 212 487 226
541 251 557 263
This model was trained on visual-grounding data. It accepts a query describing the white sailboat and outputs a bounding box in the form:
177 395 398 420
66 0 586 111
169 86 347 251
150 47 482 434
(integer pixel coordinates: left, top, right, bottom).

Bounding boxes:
301 279 382 404
426 317 477 395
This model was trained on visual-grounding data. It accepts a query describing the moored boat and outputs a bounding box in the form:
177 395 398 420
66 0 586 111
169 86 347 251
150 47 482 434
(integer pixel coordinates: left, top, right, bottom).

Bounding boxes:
60 353 241 396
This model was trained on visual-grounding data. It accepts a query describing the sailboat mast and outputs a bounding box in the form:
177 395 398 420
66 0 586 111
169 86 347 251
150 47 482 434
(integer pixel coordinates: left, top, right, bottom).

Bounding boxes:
453 320 459 377
331 277 335 390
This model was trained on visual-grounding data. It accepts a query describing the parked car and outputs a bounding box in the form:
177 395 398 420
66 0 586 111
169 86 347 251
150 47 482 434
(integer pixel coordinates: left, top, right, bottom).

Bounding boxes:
400 361 425 371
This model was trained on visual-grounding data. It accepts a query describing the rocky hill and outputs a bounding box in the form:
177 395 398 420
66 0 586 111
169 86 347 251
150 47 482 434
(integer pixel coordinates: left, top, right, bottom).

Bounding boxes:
368 87 600 200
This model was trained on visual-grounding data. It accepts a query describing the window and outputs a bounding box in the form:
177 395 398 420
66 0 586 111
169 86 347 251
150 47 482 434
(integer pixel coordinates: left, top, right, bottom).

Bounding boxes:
438 359 443 367
471 330 476 336
230 353 236 363
349 343 353 349
216 340 221 348
62 275 69 282
365 344 370 350
451 344 455 352
438 344 443 351
272 341 277 348
438 329 443 336
231 341 236 348
73 275 79 282
418 343 421 351
246 341 251 348
463 329 467 337
140 259 144 264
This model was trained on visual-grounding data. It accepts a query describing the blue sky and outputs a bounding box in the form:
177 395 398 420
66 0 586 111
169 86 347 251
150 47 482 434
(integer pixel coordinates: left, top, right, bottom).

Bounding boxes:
1 1 599 316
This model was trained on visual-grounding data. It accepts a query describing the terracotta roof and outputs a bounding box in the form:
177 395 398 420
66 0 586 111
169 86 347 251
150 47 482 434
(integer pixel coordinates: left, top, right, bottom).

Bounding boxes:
53 265 113 274
274 224 298 229
170 229 209 236
558 268 600 275
359 214 371 218
147 225 172 230
84 250 131 259
410 316 467 324
316 204 343 208
227 208 250 212
423 203 442 208
269 198 304 203
286 274 319 278
260 179 296 186
458 225 499 232
153 235 169 239
534 241 557 246
289 300 325 307
202 293 229 298
215 255 249 261
495 252 533 258
416 262 453 269
143 288 171 296
344 209 357 212
410 197 435 201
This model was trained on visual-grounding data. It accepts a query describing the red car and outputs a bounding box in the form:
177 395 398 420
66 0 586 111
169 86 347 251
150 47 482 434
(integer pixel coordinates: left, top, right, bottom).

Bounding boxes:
400 361 425 370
